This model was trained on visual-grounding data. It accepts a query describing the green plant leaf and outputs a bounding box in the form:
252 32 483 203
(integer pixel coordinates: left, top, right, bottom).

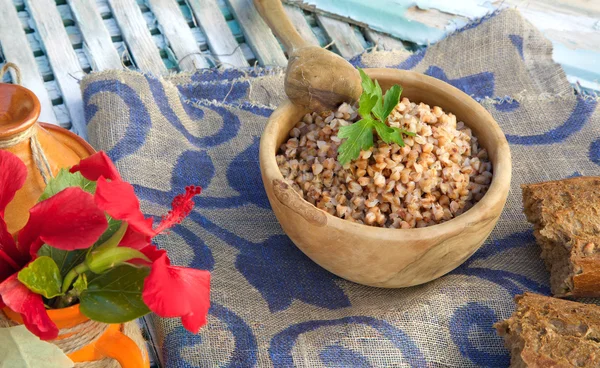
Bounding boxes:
336 69 408 164
0 325 74 367
370 79 385 120
73 274 88 294
17 257 63 299
37 246 87 279
337 119 375 165
371 97 384 121
38 217 121 279
357 93 377 119
85 247 150 274
92 217 123 250
373 121 395 145
38 169 96 202
80 265 151 323
382 85 402 120
358 68 375 95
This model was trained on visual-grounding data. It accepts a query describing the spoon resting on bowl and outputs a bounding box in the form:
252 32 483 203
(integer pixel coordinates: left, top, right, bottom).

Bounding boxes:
253 0 362 111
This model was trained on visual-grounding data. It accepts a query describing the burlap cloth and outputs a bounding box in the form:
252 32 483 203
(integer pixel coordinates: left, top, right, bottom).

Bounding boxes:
79 9 599 367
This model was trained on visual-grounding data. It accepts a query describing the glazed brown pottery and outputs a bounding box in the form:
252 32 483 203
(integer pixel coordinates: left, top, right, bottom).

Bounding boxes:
0 83 95 233
259 69 512 288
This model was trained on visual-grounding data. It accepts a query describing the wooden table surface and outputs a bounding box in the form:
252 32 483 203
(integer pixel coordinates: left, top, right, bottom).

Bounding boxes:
1 0 597 136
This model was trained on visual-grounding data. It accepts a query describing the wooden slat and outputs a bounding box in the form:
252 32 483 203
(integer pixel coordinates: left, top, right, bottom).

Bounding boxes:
107 0 167 75
283 4 319 46
25 0 86 133
316 15 364 58
147 0 209 71
52 104 71 126
225 0 287 67
364 29 406 51
67 0 122 71
0 0 57 124
187 0 248 68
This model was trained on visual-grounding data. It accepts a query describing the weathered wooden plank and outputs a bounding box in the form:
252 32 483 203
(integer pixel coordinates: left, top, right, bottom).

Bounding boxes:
0 0 58 124
67 0 122 71
240 43 256 63
364 29 406 51
147 0 209 71
107 0 167 75
52 104 71 126
283 4 319 46
187 0 249 68
25 0 86 132
44 80 61 102
95 0 111 17
316 15 364 58
225 0 287 66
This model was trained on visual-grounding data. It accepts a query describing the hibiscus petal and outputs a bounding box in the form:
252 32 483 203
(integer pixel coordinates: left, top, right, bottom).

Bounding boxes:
18 187 108 254
154 186 202 235
69 151 121 182
119 225 151 250
0 274 58 340
0 150 27 216
142 254 210 334
0 219 29 282
128 244 166 267
95 178 154 237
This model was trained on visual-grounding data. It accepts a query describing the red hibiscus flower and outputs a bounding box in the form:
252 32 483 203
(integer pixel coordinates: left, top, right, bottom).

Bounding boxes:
70 152 210 333
1 150 210 339
142 253 210 333
0 150 109 340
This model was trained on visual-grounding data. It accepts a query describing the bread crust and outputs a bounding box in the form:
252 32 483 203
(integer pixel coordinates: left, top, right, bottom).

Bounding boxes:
522 177 600 297
494 293 600 367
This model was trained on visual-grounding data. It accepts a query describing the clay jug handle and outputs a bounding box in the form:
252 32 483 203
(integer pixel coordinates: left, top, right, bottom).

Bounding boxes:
253 0 309 53
94 325 149 368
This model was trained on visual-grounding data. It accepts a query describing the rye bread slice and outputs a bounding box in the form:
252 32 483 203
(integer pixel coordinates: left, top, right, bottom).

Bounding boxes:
494 293 600 368
522 177 600 297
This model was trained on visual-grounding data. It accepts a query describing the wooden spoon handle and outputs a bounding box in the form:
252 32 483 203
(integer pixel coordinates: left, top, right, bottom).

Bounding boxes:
253 0 309 53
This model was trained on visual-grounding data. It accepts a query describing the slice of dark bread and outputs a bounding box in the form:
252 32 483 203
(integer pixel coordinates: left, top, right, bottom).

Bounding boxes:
494 293 600 368
522 177 600 297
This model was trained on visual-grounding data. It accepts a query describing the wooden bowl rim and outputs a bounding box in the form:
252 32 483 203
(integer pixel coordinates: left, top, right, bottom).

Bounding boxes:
260 68 512 241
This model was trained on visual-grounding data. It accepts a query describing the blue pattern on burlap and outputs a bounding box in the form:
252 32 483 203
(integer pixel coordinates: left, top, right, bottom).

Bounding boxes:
509 35 525 60
82 9 600 367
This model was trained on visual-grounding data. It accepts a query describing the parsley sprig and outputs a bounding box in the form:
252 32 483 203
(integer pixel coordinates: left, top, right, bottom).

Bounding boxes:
336 68 415 165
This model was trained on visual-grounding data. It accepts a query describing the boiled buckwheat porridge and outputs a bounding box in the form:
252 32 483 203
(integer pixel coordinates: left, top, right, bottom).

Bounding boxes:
276 97 493 228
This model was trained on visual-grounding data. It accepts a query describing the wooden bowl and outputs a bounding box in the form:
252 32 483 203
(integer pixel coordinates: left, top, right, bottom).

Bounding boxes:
259 69 511 288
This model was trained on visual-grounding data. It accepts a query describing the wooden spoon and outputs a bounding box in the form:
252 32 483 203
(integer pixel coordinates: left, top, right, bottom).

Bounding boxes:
253 0 362 111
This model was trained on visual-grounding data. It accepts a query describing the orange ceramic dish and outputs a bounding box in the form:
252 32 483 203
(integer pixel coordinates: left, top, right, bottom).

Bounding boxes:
3 305 150 367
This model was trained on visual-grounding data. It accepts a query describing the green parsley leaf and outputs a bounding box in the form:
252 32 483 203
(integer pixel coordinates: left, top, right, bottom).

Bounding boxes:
358 93 378 119
383 85 402 120
384 127 415 147
358 68 376 96
336 70 413 163
373 121 394 144
337 119 375 165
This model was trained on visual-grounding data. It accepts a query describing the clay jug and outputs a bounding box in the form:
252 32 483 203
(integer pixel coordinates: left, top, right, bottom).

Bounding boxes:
0 82 95 233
